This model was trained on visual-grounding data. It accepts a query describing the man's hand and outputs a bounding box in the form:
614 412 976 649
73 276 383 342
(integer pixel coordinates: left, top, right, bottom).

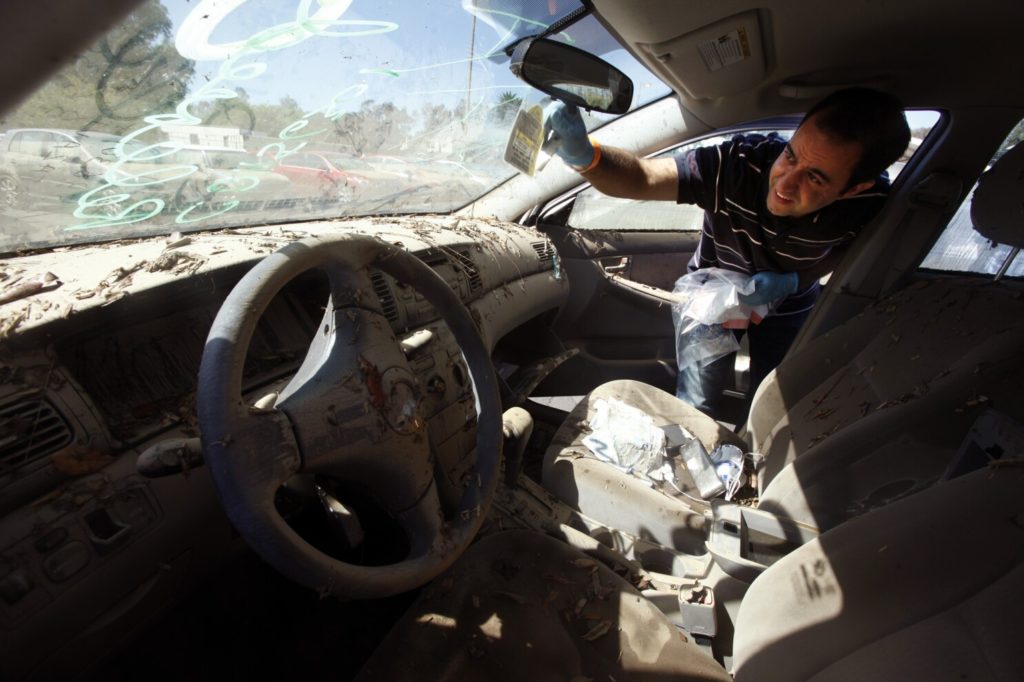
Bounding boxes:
546 102 595 168
738 271 799 306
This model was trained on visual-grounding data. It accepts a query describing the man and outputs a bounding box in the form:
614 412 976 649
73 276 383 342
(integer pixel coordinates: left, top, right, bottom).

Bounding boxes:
548 87 910 420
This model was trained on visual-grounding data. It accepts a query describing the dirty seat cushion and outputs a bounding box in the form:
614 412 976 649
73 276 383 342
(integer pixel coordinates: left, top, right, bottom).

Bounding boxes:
542 380 747 552
732 465 1024 682
356 530 731 682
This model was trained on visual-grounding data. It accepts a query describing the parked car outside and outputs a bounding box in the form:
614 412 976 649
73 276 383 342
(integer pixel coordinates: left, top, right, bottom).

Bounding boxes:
0 128 201 213
157 145 295 208
271 150 364 202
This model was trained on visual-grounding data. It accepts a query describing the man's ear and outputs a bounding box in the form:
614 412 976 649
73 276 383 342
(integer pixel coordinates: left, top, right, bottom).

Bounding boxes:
841 179 875 197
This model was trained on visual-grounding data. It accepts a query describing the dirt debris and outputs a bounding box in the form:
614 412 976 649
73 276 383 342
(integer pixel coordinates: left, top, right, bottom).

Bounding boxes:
50 444 114 477
581 619 613 641
146 250 207 276
0 272 60 306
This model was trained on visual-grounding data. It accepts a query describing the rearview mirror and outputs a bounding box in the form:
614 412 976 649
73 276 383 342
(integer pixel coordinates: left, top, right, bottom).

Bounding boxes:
509 37 633 115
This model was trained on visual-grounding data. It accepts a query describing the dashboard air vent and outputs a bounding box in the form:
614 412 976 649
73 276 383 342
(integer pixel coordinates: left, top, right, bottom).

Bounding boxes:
0 395 73 473
532 240 555 266
453 251 482 292
370 272 399 323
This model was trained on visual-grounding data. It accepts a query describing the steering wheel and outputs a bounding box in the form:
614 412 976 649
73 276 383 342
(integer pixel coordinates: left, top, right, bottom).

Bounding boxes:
196 234 502 599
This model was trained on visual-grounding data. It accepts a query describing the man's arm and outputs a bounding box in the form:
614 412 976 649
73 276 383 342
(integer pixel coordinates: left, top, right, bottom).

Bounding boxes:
580 146 679 201
547 102 678 201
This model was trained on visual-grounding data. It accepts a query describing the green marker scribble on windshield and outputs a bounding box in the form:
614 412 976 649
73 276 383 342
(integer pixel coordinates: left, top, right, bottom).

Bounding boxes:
360 68 401 78
175 200 241 224
68 0 396 232
68 187 164 231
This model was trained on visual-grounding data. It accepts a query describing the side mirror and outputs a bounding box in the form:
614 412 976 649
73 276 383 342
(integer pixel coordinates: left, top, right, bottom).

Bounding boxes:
509 37 633 115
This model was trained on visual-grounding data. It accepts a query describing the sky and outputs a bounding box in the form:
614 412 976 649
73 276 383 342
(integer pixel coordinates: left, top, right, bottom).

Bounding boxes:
161 0 538 113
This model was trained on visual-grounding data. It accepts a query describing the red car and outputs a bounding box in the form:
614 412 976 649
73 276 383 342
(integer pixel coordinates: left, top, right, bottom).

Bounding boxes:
272 151 365 202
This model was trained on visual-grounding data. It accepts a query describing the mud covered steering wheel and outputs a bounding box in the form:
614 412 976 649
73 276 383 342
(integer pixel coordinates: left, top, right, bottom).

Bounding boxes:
197 235 502 599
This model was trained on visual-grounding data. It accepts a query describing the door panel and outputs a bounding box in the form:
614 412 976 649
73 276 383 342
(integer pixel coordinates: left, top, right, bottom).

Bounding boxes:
537 222 701 397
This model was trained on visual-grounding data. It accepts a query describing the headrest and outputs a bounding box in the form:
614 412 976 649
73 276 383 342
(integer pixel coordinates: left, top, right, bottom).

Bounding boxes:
971 142 1024 248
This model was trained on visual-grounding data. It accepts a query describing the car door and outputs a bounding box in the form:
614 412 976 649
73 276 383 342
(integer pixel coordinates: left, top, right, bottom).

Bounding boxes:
40 132 92 202
274 153 329 195
5 131 55 197
530 125 798 405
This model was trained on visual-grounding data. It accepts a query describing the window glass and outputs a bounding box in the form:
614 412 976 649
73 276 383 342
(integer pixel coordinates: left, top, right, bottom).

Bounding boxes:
78 135 131 162
12 131 52 157
567 111 939 232
919 119 1024 277
50 137 81 160
293 154 326 170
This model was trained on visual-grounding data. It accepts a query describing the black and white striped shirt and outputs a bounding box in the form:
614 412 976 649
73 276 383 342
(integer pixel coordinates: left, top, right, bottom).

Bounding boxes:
675 133 889 316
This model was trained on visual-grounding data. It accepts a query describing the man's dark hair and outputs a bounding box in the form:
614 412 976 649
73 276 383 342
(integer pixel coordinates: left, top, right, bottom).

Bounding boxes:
801 87 911 188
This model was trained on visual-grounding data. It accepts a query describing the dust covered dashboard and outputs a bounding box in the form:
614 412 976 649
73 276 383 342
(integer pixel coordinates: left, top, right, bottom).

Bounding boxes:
0 216 565 679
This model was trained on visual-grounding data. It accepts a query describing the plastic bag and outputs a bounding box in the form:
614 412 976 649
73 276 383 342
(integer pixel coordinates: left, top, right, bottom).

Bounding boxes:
582 398 666 479
709 444 746 501
670 268 768 371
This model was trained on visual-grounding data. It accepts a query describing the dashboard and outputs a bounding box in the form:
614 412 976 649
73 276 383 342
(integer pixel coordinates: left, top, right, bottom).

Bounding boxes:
0 215 566 679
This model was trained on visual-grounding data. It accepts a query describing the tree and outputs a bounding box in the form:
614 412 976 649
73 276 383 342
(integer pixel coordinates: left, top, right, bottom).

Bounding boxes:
249 96 308 138
490 91 523 123
333 100 414 155
196 88 257 135
1 3 195 136
420 104 456 134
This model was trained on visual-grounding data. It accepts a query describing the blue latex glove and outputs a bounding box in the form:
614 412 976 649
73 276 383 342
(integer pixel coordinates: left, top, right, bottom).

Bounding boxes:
739 271 800 306
546 102 595 168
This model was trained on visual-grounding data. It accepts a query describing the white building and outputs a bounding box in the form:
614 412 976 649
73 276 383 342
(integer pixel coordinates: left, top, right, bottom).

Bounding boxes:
161 124 244 150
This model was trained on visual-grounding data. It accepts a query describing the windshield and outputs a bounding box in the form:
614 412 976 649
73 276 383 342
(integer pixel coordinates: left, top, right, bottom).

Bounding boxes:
0 0 668 253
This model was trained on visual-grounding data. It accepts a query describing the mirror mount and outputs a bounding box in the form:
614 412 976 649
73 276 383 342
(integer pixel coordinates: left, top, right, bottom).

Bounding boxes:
509 36 633 115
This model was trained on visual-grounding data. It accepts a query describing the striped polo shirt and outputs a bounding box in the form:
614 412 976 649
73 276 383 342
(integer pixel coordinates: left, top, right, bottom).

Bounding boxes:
676 132 890 316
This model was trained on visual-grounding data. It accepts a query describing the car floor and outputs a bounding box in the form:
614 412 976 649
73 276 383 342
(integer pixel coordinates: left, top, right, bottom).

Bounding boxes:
85 550 418 681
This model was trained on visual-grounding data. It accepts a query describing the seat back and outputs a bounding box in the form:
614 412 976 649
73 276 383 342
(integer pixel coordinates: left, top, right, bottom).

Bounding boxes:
732 464 1024 681
746 276 1024 530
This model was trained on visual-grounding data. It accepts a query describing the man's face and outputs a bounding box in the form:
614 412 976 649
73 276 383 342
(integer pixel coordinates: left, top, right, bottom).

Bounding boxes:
766 115 875 217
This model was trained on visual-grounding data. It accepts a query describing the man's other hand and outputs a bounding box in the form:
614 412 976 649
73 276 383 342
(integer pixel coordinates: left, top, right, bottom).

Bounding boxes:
739 271 799 306
546 102 595 168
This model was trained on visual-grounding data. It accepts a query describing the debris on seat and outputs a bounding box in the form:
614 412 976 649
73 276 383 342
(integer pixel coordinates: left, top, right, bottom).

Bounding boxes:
581 397 666 479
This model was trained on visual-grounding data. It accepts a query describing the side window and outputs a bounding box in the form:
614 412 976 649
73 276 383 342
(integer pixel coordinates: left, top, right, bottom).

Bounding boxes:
8 132 28 154
50 135 80 160
919 119 1024 278
286 153 316 169
37 133 59 159
11 131 51 157
302 154 326 170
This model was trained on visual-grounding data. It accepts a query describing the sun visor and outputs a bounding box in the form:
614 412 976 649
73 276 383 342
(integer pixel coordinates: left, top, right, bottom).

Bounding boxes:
635 10 766 101
971 142 1024 248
